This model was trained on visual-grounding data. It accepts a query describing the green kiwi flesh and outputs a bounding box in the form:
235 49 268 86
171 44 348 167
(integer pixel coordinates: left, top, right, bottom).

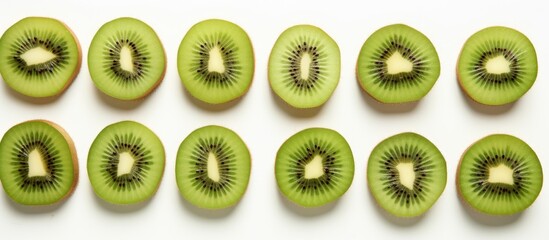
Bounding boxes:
275 128 354 207
0 17 81 98
176 125 251 209
269 25 340 108
0 120 78 205
87 121 165 204
457 134 543 215
357 24 440 103
367 132 447 217
88 17 166 100
177 19 254 104
457 26 537 105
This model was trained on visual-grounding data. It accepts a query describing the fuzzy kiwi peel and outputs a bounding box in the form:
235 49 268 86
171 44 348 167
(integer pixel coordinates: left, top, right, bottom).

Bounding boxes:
0 120 79 205
0 17 82 98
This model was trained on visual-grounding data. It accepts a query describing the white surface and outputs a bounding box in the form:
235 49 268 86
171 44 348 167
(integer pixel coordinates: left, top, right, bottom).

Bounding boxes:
1 0 548 239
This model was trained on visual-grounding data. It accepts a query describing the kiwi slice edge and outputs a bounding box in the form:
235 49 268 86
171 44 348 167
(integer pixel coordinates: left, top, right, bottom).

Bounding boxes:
0 119 79 205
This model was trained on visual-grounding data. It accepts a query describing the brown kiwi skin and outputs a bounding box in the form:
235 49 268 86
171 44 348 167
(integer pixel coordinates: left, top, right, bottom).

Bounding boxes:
10 119 79 205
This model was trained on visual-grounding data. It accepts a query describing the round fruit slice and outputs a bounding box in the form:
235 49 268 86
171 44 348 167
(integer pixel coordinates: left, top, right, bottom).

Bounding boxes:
357 24 440 103
457 26 537 105
0 120 78 205
88 17 166 100
367 132 447 217
457 134 543 215
87 121 165 204
275 128 354 207
0 17 81 98
269 25 340 108
176 125 251 209
177 19 254 104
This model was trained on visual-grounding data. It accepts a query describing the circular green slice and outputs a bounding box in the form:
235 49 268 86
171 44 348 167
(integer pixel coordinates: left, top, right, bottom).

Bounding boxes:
87 121 165 204
269 25 341 108
177 19 255 104
0 120 78 205
176 125 251 209
367 132 447 217
457 26 537 105
88 17 166 100
357 24 440 103
0 17 81 98
457 134 543 215
275 128 354 207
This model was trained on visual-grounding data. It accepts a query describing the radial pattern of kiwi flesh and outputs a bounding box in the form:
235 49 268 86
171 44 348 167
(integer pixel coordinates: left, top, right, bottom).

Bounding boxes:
367 132 447 217
0 17 81 97
457 26 537 105
0 120 78 205
357 24 440 103
458 134 543 215
176 125 251 209
88 17 166 100
269 25 341 108
275 128 354 207
178 19 254 104
87 121 165 204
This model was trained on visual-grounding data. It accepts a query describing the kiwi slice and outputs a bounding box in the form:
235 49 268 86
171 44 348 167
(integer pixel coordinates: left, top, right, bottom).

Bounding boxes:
0 17 81 98
367 132 447 217
88 17 166 100
275 128 354 207
87 121 165 204
457 134 543 215
269 25 340 108
176 125 251 209
0 120 78 205
356 24 440 103
457 26 537 105
177 19 254 104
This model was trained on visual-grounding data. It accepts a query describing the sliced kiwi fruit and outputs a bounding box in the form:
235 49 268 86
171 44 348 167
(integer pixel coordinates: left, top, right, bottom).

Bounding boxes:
87 121 165 204
177 19 254 104
269 25 340 108
176 125 251 209
356 24 440 103
457 134 543 215
0 120 78 205
88 17 166 100
275 128 354 207
0 17 81 98
367 132 447 217
457 27 537 105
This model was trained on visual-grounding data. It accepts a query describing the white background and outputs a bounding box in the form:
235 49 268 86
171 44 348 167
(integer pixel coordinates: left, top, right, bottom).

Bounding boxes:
1 0 547 239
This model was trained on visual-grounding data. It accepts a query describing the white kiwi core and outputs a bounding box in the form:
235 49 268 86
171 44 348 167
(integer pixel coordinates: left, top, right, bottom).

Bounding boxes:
386 51 413 74
488 164 514 185
208 46 226 74
20 47 56 66
27 149 48 177
485 55 511 74
304 155 324 179
396 162 416 190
